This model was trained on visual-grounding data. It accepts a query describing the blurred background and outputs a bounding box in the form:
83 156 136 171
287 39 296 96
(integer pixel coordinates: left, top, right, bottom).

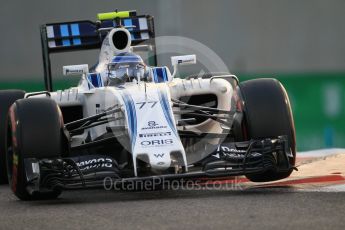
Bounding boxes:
1 0 345 151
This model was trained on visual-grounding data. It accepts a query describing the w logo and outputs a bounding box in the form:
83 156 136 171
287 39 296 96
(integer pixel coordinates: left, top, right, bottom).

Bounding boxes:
154 153 165 158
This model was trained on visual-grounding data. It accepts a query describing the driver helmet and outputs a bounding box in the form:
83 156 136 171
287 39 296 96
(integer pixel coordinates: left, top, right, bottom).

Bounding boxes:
107 52 147 85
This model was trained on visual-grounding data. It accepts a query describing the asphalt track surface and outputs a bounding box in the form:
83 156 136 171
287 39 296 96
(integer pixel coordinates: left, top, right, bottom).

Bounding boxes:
1 185 345 230
1 152 345 230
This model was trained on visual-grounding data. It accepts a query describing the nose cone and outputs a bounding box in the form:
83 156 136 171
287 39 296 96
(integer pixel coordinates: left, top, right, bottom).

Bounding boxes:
118 83 187 176
148 152 172 171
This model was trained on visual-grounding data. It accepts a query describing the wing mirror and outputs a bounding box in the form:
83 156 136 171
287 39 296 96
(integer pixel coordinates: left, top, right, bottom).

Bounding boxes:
171 55 196 78
63 64 89 76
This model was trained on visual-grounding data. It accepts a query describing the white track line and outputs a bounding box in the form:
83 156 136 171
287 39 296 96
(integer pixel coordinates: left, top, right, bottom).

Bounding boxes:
298 148 345 158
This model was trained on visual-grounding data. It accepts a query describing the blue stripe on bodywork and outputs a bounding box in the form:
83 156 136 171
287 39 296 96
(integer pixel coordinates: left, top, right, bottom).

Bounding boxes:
156 68 164 82
120 91 137 150
90 74 99 87
92 75 98 87
153 68 158 83
127 95 137 146
112 55 142 63
87 73 103 88
60 24 71 46
71 23 81 45
158 89 177 136
98 74 102 87
152 68 169 83
153 68 165 83
162 68 168 81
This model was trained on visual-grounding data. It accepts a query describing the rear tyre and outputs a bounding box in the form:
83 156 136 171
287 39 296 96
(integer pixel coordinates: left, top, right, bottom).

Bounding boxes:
0 90 25 184
238 78 296 182
6 98 65 200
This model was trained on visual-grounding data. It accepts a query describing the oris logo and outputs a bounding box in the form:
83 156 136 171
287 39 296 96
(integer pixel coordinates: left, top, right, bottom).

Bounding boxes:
140 139 173 146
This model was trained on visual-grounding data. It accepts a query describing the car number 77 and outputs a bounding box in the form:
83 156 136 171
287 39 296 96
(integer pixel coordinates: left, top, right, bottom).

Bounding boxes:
136 101 158 109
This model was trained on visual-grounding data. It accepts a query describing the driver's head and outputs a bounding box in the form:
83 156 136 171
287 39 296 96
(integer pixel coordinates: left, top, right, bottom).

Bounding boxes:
107 53 147 85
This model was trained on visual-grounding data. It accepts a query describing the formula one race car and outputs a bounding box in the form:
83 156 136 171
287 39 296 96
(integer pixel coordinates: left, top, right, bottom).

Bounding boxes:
0 11 296 200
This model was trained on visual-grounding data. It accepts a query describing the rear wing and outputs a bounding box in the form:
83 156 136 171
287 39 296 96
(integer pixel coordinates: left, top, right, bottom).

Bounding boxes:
40 13 157 91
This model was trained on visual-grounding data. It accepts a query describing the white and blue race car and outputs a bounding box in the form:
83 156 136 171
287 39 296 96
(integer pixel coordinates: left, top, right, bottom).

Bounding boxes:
0 11 296 200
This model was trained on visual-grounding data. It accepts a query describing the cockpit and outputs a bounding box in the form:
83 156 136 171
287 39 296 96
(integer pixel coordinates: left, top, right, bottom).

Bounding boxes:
106 52 150 85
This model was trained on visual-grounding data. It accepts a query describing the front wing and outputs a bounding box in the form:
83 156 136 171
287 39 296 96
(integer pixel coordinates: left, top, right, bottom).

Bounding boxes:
23 136 294 193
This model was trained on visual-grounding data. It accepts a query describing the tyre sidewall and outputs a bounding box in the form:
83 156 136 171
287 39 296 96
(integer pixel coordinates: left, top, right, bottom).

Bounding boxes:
7 103 32 200
0 90 25 184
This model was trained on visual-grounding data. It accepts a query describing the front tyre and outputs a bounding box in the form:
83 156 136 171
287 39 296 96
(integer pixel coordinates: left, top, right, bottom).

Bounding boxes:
6 98 65 200
0 90 25 184
238 78 296 182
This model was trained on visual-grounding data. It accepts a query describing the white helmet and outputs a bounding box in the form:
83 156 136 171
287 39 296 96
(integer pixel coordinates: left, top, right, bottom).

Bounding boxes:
107 53 149 85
